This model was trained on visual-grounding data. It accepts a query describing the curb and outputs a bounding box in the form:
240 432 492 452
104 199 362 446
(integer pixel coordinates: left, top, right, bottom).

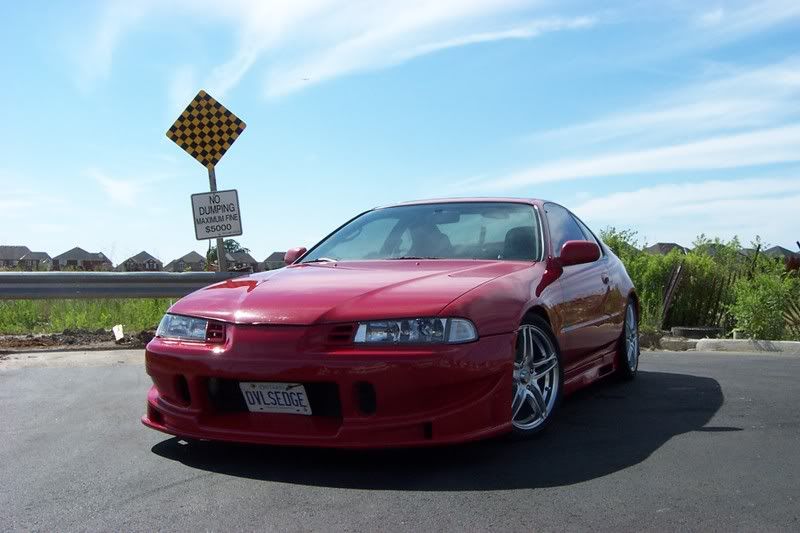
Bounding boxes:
657 337 698 351
695 338 800 355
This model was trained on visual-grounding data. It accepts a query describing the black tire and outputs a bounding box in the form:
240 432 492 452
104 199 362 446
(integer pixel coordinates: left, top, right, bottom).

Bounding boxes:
617 300 639 381
510 315 564 438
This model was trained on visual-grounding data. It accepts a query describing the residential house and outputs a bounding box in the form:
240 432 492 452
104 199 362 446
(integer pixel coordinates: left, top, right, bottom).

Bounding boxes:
164 251 206 272
263 251 286 271
764 245 800 270
228 250 260 272
19 251 52 270
0 245 31 268
118 251 163 272
763 245 798 260
52 247 113 271
643 242 688 255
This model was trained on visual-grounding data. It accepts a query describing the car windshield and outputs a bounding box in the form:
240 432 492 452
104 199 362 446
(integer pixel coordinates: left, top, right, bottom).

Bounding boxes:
302 202 542 262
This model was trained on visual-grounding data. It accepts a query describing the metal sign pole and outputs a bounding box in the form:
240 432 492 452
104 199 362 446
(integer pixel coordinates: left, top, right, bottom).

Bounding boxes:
207 166 227 272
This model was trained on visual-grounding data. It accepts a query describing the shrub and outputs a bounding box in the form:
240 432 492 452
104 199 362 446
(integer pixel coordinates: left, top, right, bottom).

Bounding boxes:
730 274 793 340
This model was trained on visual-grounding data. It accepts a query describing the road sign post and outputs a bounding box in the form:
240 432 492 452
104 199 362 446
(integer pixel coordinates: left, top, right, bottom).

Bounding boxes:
208 166 226 271
166 90 247 272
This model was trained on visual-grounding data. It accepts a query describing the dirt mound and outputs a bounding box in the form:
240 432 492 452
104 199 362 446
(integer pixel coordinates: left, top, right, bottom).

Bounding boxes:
0 328 155 352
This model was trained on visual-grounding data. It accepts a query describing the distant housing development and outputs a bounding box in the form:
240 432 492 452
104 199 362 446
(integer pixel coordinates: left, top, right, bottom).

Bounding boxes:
2 241 796 272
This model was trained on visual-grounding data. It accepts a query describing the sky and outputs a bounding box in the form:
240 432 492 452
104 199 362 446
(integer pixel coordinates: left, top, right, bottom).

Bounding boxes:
1 0 799 264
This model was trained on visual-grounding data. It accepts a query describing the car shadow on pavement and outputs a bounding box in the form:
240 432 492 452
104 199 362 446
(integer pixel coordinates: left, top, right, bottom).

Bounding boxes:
151 370 725 490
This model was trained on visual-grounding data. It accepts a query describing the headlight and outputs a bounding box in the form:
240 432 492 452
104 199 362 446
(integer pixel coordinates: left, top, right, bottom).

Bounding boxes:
156 313 226 343
353 318 477 344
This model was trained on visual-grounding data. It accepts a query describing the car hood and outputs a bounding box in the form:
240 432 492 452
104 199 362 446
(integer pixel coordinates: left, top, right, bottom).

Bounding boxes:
168 260 531 325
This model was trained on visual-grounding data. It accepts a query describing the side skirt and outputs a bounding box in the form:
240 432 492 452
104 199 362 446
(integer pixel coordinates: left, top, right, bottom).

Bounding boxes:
562 345 618 396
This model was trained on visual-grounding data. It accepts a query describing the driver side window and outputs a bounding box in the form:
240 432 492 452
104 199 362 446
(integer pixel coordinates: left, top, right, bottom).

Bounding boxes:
544 203 586 257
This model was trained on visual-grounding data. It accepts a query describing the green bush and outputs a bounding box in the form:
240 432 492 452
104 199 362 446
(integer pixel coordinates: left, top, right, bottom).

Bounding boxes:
599 229 794 335
729 274 795 340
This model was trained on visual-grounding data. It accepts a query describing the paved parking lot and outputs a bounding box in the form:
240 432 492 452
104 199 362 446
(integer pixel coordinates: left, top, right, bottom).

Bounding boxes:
1 351 798 532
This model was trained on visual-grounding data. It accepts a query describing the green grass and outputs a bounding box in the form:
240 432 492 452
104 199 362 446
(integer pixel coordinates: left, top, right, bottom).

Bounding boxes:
0 299 173 334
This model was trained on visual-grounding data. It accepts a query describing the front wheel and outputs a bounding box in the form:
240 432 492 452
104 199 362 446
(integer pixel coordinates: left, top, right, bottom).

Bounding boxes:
617 300 639 380
511 316 563 437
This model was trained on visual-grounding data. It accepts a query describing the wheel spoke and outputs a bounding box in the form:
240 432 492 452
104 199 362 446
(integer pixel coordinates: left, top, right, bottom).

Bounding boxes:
523 327 534 367
532 356 557 380
527 385 546 419
530 331 550 365
512 384 527 419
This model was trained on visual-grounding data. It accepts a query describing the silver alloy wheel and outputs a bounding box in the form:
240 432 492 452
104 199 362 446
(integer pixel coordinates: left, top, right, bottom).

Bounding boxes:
512 324 560 431
625 304 639 370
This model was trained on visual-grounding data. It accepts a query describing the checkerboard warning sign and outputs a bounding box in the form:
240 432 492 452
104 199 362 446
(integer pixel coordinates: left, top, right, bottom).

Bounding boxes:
166 90 246 169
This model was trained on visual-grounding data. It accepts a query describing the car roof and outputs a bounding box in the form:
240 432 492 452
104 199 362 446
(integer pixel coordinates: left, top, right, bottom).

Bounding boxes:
377 197 546 209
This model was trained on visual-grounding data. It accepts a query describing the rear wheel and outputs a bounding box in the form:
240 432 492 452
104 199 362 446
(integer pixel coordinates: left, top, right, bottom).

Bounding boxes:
617 300 639 380
511 316 563 437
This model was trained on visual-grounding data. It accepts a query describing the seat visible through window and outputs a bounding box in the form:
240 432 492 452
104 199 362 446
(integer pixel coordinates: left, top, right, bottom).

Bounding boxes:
502 226 537 260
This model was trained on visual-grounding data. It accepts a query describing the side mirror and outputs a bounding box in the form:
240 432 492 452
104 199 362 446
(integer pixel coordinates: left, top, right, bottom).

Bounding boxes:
284 247 307 265
559 240 600 266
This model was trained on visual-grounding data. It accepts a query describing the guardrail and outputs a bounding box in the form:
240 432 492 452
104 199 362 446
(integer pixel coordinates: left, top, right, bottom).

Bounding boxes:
0 271 245 299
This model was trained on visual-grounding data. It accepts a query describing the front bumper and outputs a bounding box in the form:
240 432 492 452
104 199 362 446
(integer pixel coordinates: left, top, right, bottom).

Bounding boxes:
142 324 515 448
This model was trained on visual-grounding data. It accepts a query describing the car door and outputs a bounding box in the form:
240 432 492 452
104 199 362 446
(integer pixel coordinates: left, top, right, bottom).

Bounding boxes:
543 203 611 372
572 213 625 346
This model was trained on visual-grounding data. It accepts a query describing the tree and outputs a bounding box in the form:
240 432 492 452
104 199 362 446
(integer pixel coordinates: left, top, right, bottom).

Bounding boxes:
206 239 250 265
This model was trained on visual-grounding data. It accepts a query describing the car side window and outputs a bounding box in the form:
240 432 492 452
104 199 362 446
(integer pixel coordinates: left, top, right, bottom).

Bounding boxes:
572 214 600 247
544 203 586 257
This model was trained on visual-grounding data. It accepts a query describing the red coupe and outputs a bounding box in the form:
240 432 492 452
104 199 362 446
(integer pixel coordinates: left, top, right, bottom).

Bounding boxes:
142 198 639 447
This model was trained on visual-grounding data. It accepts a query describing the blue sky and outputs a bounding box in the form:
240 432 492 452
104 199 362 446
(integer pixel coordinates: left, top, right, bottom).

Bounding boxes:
2 0 799 264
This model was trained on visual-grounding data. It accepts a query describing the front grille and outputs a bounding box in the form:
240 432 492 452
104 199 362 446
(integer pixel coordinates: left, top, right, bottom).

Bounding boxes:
206 378 342 418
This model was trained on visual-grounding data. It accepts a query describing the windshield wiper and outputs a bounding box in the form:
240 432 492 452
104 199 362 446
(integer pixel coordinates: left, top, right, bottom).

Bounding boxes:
303 257 337 263
388 256 441 260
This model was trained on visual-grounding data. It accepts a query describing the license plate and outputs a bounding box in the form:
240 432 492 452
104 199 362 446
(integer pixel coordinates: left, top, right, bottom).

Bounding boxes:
238 382 312 415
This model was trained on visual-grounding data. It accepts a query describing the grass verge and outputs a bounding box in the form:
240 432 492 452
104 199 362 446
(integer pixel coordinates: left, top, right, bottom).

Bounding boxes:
0 299 172 334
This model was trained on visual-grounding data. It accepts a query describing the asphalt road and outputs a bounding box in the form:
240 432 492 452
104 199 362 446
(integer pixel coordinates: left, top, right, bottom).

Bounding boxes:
1 351 798 532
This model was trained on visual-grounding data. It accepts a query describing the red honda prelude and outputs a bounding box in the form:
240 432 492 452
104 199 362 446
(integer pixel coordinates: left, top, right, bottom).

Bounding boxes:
142 198 640 447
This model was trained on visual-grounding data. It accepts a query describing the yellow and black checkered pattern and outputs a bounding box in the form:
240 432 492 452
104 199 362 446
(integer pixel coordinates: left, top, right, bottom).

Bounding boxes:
166 90 246 169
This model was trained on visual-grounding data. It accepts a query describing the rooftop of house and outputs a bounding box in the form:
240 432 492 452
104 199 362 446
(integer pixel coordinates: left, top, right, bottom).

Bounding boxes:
264 251 286 262
124 251 163 264
175 251 206 263
643 242 688 255
20 251 51 261
764 245 799 258
0 245 31 261
53 247 110 262
229 250 258 264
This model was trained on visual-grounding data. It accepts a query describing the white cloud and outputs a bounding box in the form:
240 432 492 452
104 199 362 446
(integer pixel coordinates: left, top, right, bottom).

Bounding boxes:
89 169 143 206
264 13 595 97
482 124 800 190
72 2 154 92
695 7 725 28
688 0 800 44
572 177 800 247
88 168 177 206
73 0 598 98
525 57 800 149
